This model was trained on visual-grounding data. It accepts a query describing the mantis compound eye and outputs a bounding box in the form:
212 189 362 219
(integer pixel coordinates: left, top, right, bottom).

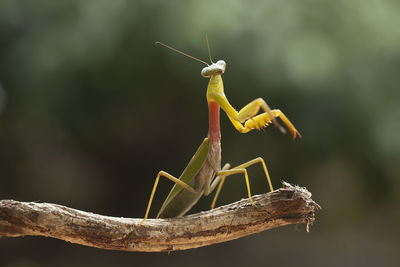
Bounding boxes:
216 60 226 69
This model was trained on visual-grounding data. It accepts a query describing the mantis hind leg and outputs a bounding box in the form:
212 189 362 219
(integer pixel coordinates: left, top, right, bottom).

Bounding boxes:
210 157 273 210
139 171 196 226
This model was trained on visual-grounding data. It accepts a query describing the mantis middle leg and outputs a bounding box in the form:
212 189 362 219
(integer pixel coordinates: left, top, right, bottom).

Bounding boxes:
139 171 197 225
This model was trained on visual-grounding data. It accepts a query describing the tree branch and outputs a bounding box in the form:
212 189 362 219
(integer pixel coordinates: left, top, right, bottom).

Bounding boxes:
0 182 320 252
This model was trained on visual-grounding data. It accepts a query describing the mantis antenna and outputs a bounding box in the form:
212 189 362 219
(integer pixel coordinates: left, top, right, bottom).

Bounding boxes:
205 34 213 64
155 41 209 66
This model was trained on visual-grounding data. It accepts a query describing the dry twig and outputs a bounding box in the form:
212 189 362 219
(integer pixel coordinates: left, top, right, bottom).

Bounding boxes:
0 182 319 252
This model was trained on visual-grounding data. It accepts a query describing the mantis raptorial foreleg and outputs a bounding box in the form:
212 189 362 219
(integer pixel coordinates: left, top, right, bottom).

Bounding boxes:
236 98 277 123
210 157 273 210
244 109 301 138
210 93 294 135
140 171 197 225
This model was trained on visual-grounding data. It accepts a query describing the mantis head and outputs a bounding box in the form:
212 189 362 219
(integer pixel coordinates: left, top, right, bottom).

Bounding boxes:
201 60 226 78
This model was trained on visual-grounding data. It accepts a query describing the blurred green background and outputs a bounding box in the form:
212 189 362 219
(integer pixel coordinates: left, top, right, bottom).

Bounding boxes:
1 0 399 266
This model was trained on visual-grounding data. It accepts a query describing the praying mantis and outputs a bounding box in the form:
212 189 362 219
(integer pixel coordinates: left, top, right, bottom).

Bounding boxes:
139 39 300 225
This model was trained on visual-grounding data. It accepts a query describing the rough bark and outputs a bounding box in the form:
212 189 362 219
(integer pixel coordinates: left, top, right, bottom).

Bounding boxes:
0 182 320 252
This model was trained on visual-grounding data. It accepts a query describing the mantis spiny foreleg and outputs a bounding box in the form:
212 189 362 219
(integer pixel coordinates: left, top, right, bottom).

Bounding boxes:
244 109 301 138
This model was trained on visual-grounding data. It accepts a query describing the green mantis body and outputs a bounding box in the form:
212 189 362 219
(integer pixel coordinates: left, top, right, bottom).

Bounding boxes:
140 44 300 224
